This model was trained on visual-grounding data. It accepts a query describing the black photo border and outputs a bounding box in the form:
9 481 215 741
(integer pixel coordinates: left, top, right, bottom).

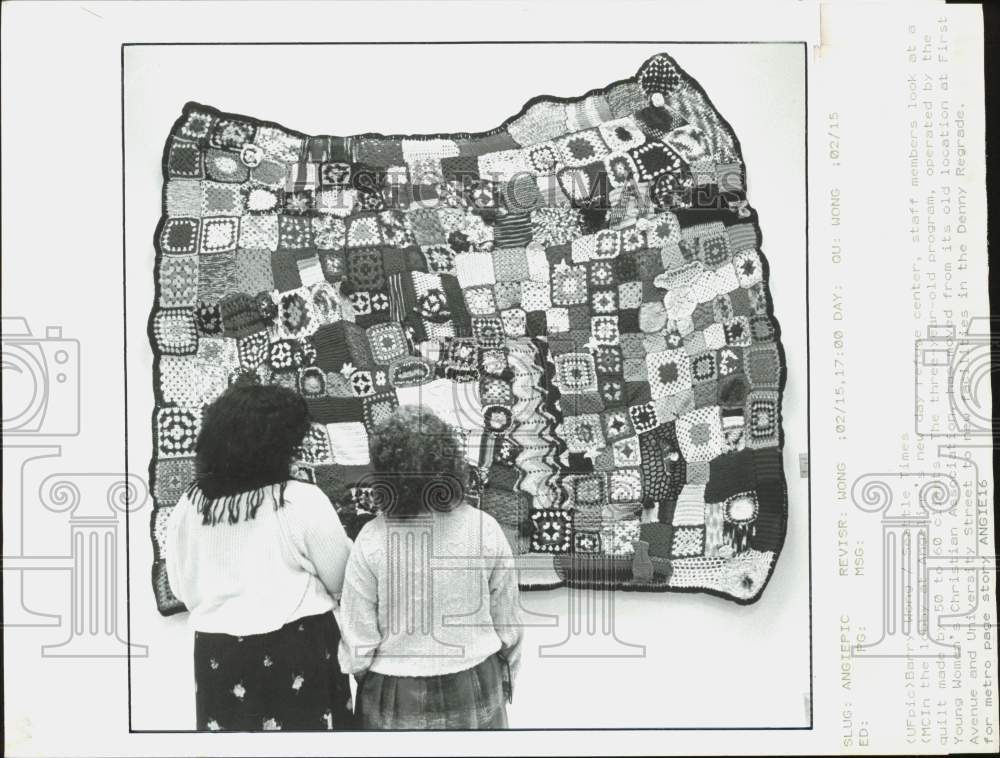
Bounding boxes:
122 39 812 734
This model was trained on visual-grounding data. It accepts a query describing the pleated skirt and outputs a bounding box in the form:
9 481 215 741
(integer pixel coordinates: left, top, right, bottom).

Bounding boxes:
193 611 354 731
355 652 510 730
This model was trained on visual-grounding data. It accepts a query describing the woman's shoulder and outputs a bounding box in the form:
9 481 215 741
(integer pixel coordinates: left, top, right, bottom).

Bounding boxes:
447 502 505 540
350 514 387 558
278 481 346 528
355 512 385 536
281 479 334 507
456 501 501 525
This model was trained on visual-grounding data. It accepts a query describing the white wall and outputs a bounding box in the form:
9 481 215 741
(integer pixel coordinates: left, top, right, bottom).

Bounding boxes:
125 42 809 730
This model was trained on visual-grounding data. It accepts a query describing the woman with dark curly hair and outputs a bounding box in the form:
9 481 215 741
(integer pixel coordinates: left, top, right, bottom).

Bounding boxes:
337 405 524 729
166 384 354 731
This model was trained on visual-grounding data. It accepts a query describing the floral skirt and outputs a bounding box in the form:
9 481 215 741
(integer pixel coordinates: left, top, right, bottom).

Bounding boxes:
356 652 510 730
193 612 354 731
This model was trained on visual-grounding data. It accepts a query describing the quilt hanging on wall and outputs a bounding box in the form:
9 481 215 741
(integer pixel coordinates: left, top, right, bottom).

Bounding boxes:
150 52 788 613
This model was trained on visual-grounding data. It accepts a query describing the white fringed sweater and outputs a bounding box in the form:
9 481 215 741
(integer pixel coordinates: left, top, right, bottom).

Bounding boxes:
166 481 352 636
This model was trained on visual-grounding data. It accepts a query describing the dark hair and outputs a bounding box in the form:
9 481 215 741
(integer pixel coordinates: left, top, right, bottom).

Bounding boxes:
188 384 311 525
368 405 468 517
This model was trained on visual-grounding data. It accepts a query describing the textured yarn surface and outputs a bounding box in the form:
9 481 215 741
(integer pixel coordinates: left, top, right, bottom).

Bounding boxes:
150 52 789 614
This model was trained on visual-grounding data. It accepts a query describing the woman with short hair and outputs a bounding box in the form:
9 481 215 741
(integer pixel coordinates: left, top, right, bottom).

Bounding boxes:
338 405 524 730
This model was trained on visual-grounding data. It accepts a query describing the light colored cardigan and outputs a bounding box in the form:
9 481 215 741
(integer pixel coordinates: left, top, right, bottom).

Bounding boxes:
166 481 353 636
337 503 524 680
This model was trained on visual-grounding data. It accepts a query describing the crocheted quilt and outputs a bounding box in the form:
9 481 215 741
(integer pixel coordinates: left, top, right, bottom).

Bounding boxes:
150 52 788 614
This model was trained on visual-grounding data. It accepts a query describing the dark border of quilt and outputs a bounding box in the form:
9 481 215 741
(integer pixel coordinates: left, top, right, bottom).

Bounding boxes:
146 50 792 614
128 40 811 734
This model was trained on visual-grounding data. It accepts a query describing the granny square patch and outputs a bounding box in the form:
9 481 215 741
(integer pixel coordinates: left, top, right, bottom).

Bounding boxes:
646 348 692 400
160 218 200 254
156 406 201 458
602 519 640 556
150 52 787 614
531 509 574 553
152 308 198 356
554 352 599 394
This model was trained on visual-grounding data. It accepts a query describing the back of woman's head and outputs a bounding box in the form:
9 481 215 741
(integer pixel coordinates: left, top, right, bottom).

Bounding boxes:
368 405 468 517
193 383 311 511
